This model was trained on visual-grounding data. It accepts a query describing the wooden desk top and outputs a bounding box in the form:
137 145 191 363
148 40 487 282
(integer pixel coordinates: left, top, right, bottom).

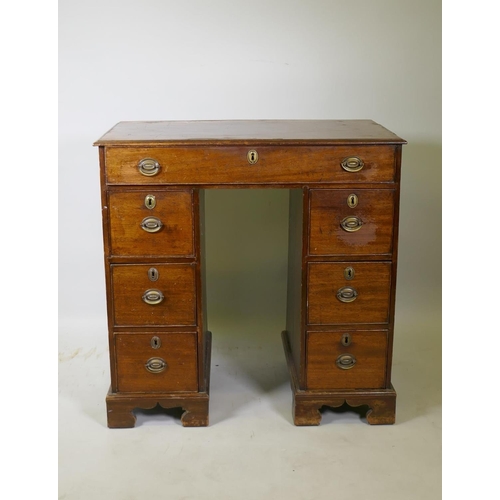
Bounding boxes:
94 120 406 146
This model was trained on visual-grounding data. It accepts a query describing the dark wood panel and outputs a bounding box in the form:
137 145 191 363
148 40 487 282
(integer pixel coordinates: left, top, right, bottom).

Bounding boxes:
307 330 388 390
105 145 396 185
115 332 198 393
99 147 119 391
309 189 395 256
94 120 407 146
194 189 209 391
307 262 391 325
112 263 196 326
286 189 305 387
385 144 403 386
107 182 398 191
108 189 194 257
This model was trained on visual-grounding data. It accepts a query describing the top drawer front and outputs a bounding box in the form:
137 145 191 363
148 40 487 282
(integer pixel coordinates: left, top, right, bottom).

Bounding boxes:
105 145 396 185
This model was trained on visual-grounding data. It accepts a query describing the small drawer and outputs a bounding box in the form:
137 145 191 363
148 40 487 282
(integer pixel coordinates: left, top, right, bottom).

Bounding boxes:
115 332 198 393
309 189 395 256
105 145 396 185
307 262 391 325
108 189 194 257
307 330 387 390
112 264 196 326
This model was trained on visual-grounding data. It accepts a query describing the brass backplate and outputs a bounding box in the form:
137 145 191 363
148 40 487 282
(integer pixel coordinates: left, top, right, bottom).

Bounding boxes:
344 267 355 280
341 333 352 347
148 267 159 281
247 150 259 164
151 336 161 349
145 194 156 209
347 193 358 208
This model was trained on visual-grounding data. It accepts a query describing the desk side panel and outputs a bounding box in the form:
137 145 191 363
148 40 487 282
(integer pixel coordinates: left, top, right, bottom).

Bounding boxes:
196 189 209 392
286 188 306 388
99 146 118 390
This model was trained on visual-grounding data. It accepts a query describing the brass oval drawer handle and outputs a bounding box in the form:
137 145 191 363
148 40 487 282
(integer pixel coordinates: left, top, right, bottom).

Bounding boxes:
337 286 358 303
341 156 364 172
336 354 356 370
138 158 161 176
141 217 163 233
145 357 167 373
142 289 164 305
340 216 363 232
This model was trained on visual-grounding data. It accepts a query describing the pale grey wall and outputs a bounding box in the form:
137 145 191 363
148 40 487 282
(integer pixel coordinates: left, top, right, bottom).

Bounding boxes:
59 0 441 339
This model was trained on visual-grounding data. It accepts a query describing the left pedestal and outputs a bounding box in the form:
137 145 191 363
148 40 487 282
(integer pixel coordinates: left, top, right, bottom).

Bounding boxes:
98 143 210 428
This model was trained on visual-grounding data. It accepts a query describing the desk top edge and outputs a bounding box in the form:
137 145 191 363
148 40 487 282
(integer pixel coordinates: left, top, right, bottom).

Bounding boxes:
94 120 407 146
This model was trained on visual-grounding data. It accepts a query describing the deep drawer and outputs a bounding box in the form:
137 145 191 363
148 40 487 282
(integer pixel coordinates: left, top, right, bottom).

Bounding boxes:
307 262 391 325
307 330 388 390
105 145 397 185
115 332 198 393
309 189 395 256
112 263 196 326
108 189 194 257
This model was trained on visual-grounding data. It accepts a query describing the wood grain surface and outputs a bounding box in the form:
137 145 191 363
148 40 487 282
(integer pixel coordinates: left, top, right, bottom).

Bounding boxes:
108 189 194 257
309 188 395 256
306 330 388 390
307 262 391 325
105 145 397 185
115 332 198 393
94 120 406 145
112 263 196 326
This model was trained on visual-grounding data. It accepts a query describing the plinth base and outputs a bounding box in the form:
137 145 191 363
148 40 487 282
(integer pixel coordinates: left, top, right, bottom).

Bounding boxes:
106 390 209 428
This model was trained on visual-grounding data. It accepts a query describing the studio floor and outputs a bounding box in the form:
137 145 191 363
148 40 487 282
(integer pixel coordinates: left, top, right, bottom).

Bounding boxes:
59 306 441 500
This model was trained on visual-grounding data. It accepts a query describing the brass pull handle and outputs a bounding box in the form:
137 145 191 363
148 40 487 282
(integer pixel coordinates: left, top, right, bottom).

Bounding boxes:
337 286 358 303
141 217 163 233
340 216 363 232
341 156 364 172
145 357 167 373
142 289 164 305
138 158 160 176
336 354 356 370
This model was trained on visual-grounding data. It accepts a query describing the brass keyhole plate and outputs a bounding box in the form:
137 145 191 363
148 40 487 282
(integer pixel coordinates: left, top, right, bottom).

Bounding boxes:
145 194 156 210
247 150 259 164
341 333 352 346
148 267 159 281
344 267 355 280
347 194 358 208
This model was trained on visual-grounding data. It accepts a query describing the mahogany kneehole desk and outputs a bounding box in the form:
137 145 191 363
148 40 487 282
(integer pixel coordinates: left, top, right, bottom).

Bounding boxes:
94 120 406 427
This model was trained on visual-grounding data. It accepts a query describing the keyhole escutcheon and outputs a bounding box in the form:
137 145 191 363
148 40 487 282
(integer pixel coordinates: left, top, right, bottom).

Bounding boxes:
145 194 156 210
148 267 159 281
344 267 355 280
341 333 352 347
151 336 161 349
247 150 259 165
347 193 358 208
